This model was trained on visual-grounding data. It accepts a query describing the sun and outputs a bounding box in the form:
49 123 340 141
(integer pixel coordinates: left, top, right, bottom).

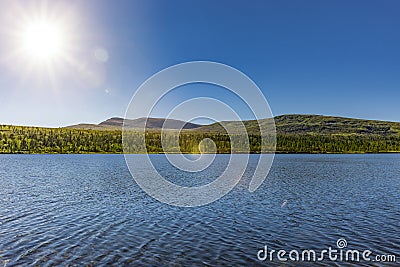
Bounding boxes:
21 20 65 62
4 1 82 87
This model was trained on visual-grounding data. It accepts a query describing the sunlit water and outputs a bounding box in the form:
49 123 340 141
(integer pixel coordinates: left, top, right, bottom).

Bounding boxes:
0 154 399 266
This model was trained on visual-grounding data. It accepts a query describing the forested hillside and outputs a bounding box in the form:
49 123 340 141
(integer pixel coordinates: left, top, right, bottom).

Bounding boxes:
0 125 122 154
2 114 400 153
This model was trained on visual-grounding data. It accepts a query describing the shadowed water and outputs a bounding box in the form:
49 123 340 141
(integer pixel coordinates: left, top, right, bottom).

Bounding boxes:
0 154 399 266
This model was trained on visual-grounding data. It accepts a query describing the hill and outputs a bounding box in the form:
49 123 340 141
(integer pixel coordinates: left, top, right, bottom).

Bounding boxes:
67 117 201 130
194 114 400 135
66 114 400 136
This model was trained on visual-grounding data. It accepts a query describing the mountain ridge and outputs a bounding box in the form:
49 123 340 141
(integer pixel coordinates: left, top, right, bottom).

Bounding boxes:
65 114 400 136
66 117 202 130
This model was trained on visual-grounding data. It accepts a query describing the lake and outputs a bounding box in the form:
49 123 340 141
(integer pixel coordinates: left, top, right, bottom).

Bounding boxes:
0 154 399 266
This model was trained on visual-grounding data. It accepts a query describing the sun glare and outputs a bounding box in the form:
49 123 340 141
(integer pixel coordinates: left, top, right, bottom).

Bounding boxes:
21 20 65 62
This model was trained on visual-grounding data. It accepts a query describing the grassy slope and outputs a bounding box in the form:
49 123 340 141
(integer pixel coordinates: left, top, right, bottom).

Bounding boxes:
194 114 400 135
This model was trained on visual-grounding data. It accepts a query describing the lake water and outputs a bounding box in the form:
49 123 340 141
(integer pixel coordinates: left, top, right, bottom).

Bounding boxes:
0 154 399 266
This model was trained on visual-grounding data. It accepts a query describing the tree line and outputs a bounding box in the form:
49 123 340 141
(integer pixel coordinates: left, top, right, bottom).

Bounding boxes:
1 125 400 154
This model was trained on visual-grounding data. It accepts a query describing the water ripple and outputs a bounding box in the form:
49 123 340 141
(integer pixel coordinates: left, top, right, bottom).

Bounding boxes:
0 154 399 266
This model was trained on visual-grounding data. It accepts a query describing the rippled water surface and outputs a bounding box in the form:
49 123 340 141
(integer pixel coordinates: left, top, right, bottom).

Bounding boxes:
0 154 399 266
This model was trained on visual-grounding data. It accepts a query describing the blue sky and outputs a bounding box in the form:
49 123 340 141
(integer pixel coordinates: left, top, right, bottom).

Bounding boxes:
0 0 399 127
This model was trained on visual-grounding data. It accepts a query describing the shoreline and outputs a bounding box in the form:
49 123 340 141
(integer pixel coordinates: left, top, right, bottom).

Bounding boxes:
1 152 400 155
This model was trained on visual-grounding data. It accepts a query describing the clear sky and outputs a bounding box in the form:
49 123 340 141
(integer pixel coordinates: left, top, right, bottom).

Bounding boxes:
0 0 399 127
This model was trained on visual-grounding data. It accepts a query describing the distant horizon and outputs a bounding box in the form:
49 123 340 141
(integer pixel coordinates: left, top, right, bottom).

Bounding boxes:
2 113 400 129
